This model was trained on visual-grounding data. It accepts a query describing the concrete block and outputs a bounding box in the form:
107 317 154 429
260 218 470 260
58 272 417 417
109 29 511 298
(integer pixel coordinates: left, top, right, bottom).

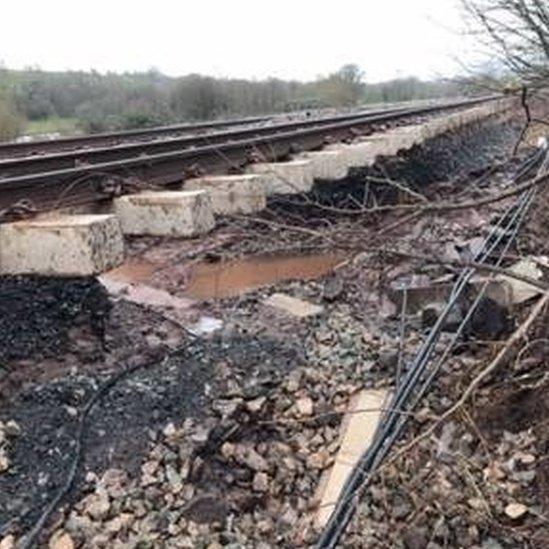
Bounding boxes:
0 214 124 276
247 159 314 195
263 293 324 318
296 150 348 181
184 174 266 215
327 142 381 169
114 190 214 237
314 389 388 529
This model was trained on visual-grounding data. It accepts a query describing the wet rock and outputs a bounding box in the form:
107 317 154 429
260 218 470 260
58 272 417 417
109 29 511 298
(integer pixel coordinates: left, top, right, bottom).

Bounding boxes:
182 495 229 524
504 502 528 519
486 258 543 307
481 538 503 549
295 396 314 417
3 421 21 438
421 302 462 331
392 498 412 519
286 371 302 393
245 396 267 414
82 491 110 520
402 526 428 549
252 472 269 492
99 468 127 498
0 449 9 473
64 513 95 539
0 535 15 549
48 531 75 549
377 347 398 368
235 445 269 472
469 296 511 339
263 293 324 318
323 278 344 302
166 464 183 493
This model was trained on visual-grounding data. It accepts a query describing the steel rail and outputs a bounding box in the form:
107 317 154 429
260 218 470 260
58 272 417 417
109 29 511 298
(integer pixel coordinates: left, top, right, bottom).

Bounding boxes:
0 101 430 159
0 95 500 218
0 99 464 161
0 97 497 178
0 114 274 159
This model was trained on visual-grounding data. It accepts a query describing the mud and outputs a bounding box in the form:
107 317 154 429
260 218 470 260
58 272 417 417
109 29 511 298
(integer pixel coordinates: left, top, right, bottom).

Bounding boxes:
0 330 301 533
2 113 545 547
0 276 110 364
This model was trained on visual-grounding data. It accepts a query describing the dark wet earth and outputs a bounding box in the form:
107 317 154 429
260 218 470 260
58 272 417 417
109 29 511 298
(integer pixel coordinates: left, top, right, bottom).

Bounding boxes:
0 114 526 542
0 322 302 534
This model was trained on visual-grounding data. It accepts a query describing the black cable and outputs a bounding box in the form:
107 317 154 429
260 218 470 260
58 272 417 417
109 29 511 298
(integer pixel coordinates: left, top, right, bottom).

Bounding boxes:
10 348 174 549
315 148 544 548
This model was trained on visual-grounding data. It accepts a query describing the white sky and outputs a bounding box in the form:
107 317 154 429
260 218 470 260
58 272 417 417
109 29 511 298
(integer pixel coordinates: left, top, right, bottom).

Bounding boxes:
1 0 477 82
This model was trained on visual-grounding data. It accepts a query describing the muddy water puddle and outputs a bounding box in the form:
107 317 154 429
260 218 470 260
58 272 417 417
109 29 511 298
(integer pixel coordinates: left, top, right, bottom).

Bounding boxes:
106 253 346 300
184 253 346 299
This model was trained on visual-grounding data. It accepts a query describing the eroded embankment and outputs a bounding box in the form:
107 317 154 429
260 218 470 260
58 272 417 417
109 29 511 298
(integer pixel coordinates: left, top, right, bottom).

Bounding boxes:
3 109 548 548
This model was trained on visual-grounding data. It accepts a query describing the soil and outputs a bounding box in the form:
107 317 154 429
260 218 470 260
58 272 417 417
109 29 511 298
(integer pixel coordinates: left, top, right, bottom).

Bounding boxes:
2 108 548 547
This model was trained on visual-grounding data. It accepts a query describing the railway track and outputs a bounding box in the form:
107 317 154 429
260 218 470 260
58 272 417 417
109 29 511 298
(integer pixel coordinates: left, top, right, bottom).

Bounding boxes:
0 95 500 220
0 114 274 159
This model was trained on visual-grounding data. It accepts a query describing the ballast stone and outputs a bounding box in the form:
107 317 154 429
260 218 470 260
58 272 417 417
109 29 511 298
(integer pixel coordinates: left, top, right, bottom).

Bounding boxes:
0 214 124 276
247 159 314 195
114 190 215 237
184 174 266 214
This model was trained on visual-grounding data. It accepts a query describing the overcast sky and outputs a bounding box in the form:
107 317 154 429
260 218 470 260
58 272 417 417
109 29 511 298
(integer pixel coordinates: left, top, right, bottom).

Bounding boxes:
1 0 477 82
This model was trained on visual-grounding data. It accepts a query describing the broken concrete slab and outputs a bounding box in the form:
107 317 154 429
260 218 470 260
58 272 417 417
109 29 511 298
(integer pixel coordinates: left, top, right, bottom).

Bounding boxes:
314 389 388 529
490 258 543 306
296 150 348 181
183 174 266 215
247 160 314 195
263 293 324 318
114 190 214 237
388 275 455 314
99 275 194 311
188 316 224 336
0 214 124 276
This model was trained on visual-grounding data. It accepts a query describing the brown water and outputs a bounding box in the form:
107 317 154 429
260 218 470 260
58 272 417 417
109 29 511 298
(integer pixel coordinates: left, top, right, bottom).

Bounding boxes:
105 253 345 300
184 253 345 299
104 261 157 283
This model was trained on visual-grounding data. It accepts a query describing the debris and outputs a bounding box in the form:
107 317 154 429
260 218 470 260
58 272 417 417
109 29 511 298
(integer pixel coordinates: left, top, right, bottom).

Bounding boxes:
314 389 388 528
486 257 543 307
263 293 324 318
389 274 451 313
189 316 223 336
436 421 457 459
252 472 269 492
295 396 314 417
99 276 193 311
3 421 20 438
82 491 110 520
322 278 344 302
0 449 9 473
0 535 15 549
504 502 528 520
421 301 462 331
48 531 75 549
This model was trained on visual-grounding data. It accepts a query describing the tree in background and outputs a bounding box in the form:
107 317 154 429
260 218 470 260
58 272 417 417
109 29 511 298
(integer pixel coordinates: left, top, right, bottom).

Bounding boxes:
0 70 24 140
0 64 462 137
0 97 23 140
314 64 366 107
462 0 549 87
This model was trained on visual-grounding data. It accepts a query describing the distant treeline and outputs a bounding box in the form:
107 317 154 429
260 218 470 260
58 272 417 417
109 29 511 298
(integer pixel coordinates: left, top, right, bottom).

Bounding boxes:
0 64 463 139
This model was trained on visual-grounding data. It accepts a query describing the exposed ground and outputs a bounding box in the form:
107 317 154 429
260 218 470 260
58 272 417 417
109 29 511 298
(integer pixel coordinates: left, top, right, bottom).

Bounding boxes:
1 110 548 548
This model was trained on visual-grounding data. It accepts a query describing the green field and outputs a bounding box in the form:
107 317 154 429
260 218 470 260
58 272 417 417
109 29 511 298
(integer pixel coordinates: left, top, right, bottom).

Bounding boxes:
24 117 80 137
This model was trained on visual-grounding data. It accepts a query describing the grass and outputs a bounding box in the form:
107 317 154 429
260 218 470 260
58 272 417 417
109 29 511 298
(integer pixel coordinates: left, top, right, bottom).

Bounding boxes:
24 117 80 137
